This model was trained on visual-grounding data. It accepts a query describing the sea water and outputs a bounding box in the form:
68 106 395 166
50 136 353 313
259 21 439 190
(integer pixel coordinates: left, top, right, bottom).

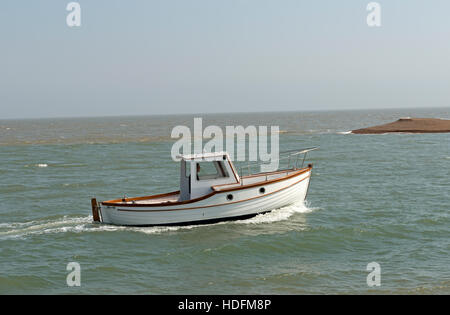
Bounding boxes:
0 108 449 294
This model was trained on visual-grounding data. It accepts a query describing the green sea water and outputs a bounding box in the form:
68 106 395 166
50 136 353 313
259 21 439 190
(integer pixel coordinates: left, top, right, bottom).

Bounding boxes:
0 108 449 294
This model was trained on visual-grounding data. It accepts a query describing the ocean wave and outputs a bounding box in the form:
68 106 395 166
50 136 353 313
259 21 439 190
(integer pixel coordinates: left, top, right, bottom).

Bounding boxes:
0 202 318 239
24 163 49 168
0 216 92 239
0 135 173 146
236 200 317 225
336 131 352 135
0 215 210 239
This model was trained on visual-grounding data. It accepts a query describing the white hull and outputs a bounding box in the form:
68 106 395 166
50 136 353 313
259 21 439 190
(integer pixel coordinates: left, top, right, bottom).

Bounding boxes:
98 169 311 226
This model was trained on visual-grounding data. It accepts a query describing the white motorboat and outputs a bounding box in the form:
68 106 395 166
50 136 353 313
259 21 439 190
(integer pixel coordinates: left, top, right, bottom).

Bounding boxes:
91 148 317 226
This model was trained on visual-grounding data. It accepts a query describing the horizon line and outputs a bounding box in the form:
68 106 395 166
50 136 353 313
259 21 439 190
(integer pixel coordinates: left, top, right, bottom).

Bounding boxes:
1 105 449 121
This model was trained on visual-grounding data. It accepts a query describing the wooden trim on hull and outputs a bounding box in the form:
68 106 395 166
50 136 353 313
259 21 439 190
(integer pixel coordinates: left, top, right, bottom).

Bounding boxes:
101 166 312 208
108 190 181 203
239 168 304 180
115 173 310 212
227 159 240 184
91 198 100 222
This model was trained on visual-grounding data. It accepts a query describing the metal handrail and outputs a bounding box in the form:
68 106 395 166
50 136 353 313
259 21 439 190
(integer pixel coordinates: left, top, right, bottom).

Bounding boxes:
237 147 318 177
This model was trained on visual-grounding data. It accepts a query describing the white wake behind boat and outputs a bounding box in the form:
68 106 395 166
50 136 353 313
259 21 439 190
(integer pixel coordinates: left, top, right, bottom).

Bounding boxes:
91 148 318 226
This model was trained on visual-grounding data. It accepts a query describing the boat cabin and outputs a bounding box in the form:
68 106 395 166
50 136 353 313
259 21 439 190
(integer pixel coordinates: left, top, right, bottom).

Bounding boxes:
179 152 240 201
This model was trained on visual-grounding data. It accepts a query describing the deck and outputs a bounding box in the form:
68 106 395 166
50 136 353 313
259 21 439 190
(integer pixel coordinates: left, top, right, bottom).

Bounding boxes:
103 167 309 206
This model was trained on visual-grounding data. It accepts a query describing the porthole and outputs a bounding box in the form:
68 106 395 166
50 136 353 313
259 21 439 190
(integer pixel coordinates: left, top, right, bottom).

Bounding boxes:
226 194 233 201
259 187 266 194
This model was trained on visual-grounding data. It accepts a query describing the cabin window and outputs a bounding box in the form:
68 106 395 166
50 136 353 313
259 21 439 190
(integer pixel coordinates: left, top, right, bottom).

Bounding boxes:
196 161 229 180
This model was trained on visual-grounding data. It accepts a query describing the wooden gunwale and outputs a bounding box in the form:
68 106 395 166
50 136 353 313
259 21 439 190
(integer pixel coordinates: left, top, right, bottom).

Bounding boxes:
101 166 311 208
117 173 311 212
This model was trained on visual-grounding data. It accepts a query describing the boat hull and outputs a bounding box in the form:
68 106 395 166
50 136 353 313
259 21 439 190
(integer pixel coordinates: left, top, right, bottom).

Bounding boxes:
98 169 311 226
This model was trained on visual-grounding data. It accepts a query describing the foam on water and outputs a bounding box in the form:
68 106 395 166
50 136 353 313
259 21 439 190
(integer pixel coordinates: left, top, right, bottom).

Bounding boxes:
237 200 316 225
0 216 92 239
0 215 215 239
0 201 317 240
336 131 352 135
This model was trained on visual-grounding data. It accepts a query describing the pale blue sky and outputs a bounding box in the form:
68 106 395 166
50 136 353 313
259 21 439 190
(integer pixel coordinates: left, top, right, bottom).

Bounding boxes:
1 0 449 119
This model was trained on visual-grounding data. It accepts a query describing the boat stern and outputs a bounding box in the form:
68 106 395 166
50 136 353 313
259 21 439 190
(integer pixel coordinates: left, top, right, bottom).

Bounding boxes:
91 198 102 223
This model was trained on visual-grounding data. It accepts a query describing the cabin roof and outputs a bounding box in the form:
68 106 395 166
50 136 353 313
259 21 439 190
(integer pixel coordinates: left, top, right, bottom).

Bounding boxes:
178 151 229 161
